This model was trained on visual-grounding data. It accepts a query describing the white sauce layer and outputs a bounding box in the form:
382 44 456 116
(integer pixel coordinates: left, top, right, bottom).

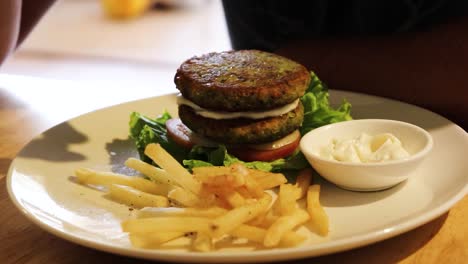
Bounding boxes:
176 94 299 120
320 133 410 163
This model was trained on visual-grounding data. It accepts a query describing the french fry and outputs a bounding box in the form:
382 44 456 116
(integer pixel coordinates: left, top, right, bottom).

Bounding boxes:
167 187 200 207
202 185 246 208
78 141 331 253
125 158 179 187
247 209 278 228
295 168 313 199
307 184 329 236
75 168 171 195
144 143 201 194
279 231 307 247
230 224 265 243
222 190 246 208
252 171 287 190
192 232 212 252
235 186 254 198
195 173 245 188
230 224 306 247
210 193 272 238
243 174 264 198
278 183 301 216
193 164 247 188
197 187 230 209
264 209 310 247
129 232 184 248
108 184 168 208
122 216 211 234
137 207 228 218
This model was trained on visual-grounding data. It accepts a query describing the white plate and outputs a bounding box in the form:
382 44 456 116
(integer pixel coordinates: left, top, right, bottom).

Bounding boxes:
7 91 468 263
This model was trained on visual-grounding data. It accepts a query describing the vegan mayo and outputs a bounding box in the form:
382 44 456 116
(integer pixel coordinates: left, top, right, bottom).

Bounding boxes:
320 133 410 163
177 94 299 120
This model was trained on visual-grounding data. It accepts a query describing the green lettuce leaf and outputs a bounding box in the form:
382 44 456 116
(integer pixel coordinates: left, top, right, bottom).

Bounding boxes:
300 72 352 135
129 111 188 163
182 145 309 172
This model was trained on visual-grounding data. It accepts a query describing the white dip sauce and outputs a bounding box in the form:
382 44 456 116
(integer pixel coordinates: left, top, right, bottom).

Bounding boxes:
320 133 410 163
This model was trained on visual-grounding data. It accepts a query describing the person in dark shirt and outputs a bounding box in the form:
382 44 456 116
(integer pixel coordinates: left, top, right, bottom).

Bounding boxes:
222 0 468 128
222 0 468 51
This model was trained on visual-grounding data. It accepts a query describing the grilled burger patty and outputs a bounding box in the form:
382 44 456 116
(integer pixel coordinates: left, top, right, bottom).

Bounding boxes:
178 102 304 144
174 50 310 112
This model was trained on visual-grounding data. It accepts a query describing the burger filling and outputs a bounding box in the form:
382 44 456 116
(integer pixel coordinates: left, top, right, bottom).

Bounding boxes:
176 95 300 120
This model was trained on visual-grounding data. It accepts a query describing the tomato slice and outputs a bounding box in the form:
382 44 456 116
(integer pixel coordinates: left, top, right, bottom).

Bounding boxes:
166 118 195 149
228 136 300 162
166 118 217 149
167 118 300 161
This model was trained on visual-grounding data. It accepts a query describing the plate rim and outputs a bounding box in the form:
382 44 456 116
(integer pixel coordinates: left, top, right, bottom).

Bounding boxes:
6 91 468 263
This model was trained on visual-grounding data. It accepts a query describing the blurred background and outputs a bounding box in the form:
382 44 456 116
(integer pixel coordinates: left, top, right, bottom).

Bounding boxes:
1 0 231 90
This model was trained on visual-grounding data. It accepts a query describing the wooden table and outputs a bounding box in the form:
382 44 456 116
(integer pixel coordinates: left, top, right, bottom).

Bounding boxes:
0 74 466 264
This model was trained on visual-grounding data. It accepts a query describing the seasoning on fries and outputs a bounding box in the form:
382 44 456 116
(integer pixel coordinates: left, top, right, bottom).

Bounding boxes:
75 143 330 252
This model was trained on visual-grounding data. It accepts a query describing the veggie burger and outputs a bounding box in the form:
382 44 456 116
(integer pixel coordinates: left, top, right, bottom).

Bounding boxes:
168 50 311 162
129 49 352 172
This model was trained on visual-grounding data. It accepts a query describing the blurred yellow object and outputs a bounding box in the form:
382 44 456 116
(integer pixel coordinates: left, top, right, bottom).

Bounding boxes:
101 0 152 19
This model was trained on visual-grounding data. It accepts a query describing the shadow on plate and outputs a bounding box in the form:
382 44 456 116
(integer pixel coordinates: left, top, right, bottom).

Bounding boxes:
18 122 88 162
313 175 407 207
105 137 139 175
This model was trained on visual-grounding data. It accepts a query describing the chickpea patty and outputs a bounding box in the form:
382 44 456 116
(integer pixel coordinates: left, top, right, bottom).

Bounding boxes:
175 50 310 112
178 102 304 144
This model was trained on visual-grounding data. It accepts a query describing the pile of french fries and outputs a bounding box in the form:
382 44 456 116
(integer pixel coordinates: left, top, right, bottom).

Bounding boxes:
75 143 329 252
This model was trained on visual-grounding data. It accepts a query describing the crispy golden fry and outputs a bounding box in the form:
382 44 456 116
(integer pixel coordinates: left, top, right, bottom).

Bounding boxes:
307 184 329 236
75 168 171 195
243 174 264 198
210 193 272 238
108 184 168 208
79 142 331 253
230 224 306 247
192 232 212 252
193 164 247 188
252 171 287 190
144 143 201 194
235 186 254 198
278 183 301 216
223 191 246 208
264 209 310 247
167 187 200 207
201 185 245 208
122 216 211 234
193 165 243 178
125 157 179 187
295 168 313 199
247 168 280 179
230 224 265 243
137 207 228 218
197 187 230 209
247 209 278 228
278 231 307 247
196 173 245 188
129 232 184 248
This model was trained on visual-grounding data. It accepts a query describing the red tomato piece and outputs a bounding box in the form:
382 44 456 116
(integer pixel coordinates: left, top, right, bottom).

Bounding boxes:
167 118 300 161
166 118 195 149
228 136 300 162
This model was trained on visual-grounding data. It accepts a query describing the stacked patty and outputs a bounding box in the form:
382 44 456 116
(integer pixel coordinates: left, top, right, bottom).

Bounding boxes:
175 50 310 145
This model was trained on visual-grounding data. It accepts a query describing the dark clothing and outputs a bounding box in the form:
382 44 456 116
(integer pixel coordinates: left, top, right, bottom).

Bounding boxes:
222 0 468 51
